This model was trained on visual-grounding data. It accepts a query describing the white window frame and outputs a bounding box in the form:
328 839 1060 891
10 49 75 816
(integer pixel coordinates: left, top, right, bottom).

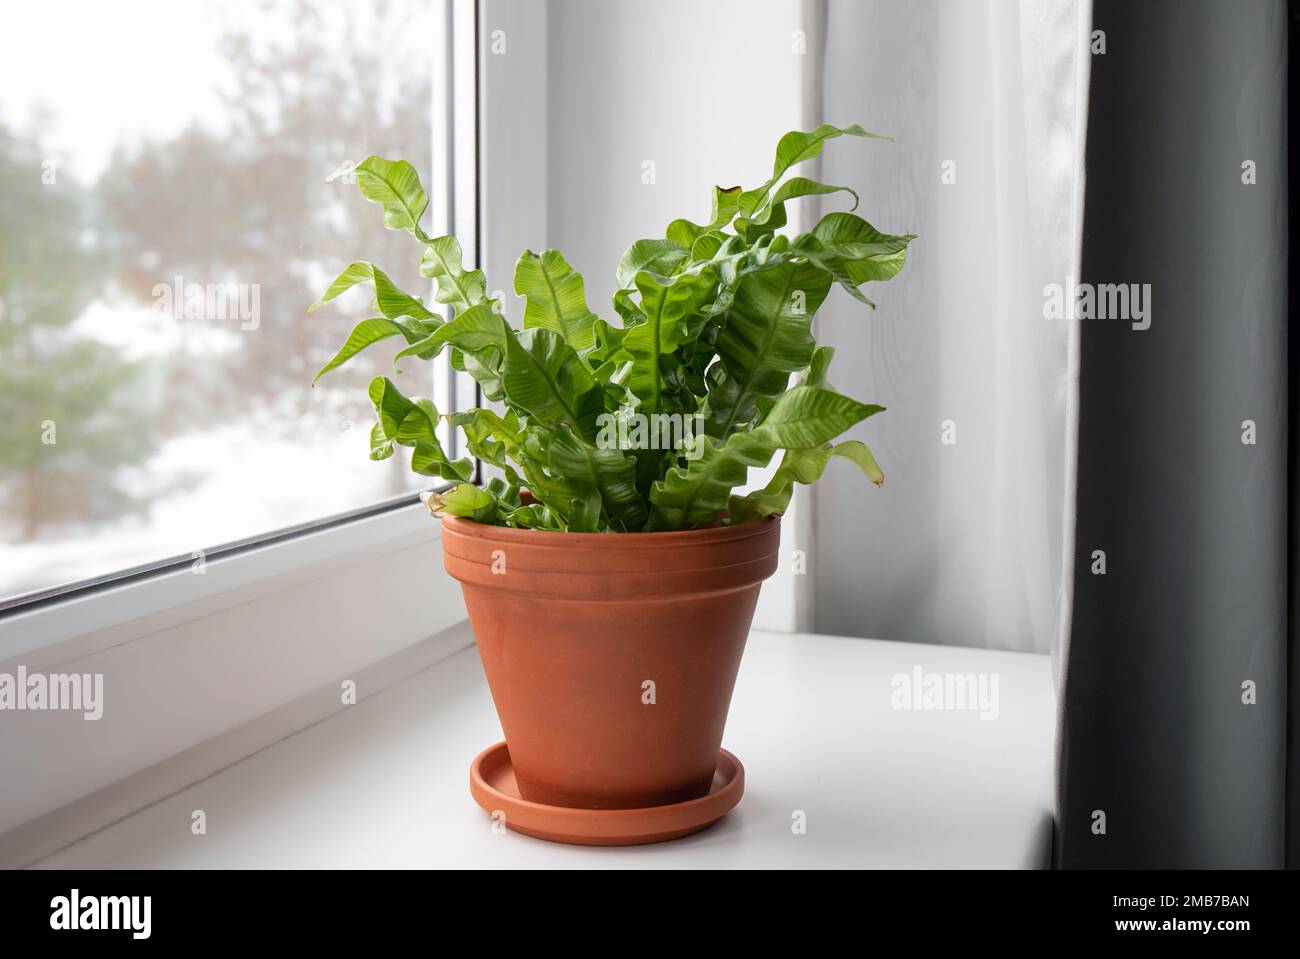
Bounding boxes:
0 0 481 857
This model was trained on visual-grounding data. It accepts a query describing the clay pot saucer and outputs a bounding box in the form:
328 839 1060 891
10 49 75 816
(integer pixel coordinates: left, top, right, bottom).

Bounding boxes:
470 742 744 846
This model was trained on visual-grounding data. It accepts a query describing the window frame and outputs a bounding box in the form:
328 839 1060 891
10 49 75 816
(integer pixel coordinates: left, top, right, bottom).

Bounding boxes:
0 0 482 847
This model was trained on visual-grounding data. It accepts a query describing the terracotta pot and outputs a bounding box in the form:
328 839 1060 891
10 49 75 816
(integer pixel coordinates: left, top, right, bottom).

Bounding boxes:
441 514 780 810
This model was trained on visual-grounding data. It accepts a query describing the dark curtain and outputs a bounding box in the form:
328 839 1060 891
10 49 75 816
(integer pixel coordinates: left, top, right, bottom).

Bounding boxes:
1056 0 1289 867
1288 0 1300 871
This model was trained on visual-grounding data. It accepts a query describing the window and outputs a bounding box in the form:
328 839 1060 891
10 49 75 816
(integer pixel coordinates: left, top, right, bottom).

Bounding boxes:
0 0 471 607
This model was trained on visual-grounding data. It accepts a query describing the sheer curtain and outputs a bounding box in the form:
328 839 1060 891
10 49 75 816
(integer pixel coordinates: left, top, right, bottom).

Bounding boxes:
808 0 1092 654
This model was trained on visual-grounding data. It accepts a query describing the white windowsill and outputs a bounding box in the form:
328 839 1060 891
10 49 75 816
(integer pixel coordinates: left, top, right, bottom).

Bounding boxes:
0 500 442 666
0 502 468 846
31 629 1055 869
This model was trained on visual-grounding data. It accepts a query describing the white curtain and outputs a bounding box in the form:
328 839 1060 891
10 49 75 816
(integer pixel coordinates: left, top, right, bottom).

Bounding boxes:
809 0 1092 653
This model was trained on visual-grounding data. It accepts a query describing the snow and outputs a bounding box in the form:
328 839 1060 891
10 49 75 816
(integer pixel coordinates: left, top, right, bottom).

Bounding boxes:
0 420 425 601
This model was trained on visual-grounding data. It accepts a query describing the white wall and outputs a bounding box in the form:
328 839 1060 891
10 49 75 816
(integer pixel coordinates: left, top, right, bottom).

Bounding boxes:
481 0 809 302
543 0 806 312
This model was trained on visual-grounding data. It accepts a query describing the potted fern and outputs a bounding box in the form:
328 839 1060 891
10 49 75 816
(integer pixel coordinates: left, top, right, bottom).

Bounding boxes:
311 124 913 844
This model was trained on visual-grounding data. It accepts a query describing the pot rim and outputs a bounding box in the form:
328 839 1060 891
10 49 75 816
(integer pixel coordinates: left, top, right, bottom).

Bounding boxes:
440 512 779 548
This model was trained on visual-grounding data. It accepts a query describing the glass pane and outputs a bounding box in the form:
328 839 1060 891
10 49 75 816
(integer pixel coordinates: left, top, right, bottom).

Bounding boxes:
0 0 446 602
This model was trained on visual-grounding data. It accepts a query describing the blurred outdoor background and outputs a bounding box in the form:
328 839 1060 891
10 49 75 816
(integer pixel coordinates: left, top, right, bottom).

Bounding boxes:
0 0 442 598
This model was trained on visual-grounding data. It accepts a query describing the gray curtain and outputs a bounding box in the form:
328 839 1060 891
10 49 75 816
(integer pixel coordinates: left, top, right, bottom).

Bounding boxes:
1056 0 1289 867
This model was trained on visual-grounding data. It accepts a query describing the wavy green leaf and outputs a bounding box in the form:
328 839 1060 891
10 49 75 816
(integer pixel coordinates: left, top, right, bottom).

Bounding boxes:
800 344 835 388
419 235 488 311
368 375 414 445
624 269 716 414
736 177 859 237
666 185 743 248
689 231 727 261
369 422 395 461
428 483 499 522
393 396 440 445
309 261 436 320
729 439 883 522
812 212 914 270
411 440 475 481
513 439 606 532
610 289 643 326
393 302 509 365
461 348 506 402
541 425 648 530
796 244 875 307
367 377 472 481
448 407 524 484
392 303 511 403
616 238 689 290
702 261 831 438
738 124 887 217
588 317 633 371
502 503 565 531
313 316 426 384
755 385 883 449
798 213 916 303
502 328 602 437
337 156 429 235
646 431 775 530
514 249 600 353
648 387 882 530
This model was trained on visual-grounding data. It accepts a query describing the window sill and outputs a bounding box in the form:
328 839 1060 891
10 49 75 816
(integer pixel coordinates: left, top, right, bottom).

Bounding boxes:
29 630 1055 869
0 502 466 847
